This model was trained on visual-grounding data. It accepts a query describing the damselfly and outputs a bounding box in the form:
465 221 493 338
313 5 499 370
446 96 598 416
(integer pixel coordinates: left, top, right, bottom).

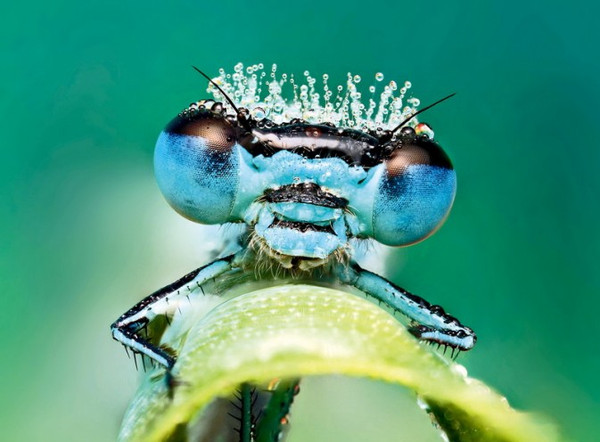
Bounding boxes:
111 63 476 440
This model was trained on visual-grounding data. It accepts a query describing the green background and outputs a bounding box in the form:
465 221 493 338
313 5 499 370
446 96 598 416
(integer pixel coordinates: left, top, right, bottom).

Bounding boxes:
2 1 598 440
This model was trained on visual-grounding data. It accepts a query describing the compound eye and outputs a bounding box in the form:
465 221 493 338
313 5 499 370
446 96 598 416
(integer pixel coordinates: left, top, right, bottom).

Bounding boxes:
372 132 456 246
154 106 241 224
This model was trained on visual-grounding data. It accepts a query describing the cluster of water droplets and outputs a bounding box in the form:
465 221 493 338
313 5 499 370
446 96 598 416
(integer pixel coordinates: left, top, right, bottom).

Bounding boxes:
205 62 422 132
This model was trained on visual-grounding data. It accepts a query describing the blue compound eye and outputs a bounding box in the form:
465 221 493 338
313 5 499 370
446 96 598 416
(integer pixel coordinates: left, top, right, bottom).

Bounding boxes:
154 105 240 224
372 127 457 246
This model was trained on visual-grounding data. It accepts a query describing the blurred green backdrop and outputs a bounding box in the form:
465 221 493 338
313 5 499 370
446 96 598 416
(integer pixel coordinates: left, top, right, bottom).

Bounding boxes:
1 1 599 440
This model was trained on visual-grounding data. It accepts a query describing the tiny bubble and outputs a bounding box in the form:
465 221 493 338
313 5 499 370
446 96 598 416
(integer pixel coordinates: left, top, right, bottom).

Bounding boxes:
251 107 266 120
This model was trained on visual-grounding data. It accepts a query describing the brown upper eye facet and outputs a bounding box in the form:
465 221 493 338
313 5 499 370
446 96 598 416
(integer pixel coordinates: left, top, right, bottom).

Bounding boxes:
164 110 237 152
384 139 453 177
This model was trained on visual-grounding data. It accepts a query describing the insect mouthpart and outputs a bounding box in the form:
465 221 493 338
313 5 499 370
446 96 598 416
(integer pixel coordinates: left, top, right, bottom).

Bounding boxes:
251 183 351 262
253 215 347 262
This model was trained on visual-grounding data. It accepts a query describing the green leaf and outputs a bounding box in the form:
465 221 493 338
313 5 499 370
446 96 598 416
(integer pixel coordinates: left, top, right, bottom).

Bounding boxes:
118 285 559 441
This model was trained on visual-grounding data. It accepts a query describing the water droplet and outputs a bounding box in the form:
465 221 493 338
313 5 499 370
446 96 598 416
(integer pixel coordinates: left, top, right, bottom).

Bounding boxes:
406 97 418 106
451 364 468 377
207 63 420 133
251 107 266 120
400 126 415 137
415 122 434 139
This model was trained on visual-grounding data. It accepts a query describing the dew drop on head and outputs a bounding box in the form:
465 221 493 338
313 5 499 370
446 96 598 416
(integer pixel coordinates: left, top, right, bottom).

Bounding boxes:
206 63 420 133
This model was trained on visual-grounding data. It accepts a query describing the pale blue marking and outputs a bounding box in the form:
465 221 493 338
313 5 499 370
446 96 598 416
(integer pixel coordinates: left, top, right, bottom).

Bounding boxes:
331 216 348 243
269 202 342 224
262 227 341 259
254 209 275 237
419 329 475 350
230 149 371 221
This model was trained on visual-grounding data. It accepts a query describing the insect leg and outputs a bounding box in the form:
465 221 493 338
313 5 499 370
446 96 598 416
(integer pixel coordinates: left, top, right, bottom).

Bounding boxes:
110 253 239 369
337 264 476 351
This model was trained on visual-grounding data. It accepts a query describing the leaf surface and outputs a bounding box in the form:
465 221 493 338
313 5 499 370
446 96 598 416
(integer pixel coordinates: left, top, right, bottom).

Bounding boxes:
119 285 558 442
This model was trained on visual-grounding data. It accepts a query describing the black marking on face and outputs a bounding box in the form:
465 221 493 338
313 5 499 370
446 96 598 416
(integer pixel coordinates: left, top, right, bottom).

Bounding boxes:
244 122 383 167
264 182 348 208
271 219 335 234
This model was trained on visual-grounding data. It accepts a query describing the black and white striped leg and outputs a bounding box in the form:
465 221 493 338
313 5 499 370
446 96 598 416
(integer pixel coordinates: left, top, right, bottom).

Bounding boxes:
337 263 476 352
110 253 238 370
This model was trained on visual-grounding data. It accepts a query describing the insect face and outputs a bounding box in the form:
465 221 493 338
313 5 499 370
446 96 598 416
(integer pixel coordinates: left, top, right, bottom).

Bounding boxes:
155 101 456 264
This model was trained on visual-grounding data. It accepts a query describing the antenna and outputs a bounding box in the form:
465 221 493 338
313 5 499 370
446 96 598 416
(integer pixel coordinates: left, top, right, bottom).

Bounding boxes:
387 93 456 138
192 66 241 115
